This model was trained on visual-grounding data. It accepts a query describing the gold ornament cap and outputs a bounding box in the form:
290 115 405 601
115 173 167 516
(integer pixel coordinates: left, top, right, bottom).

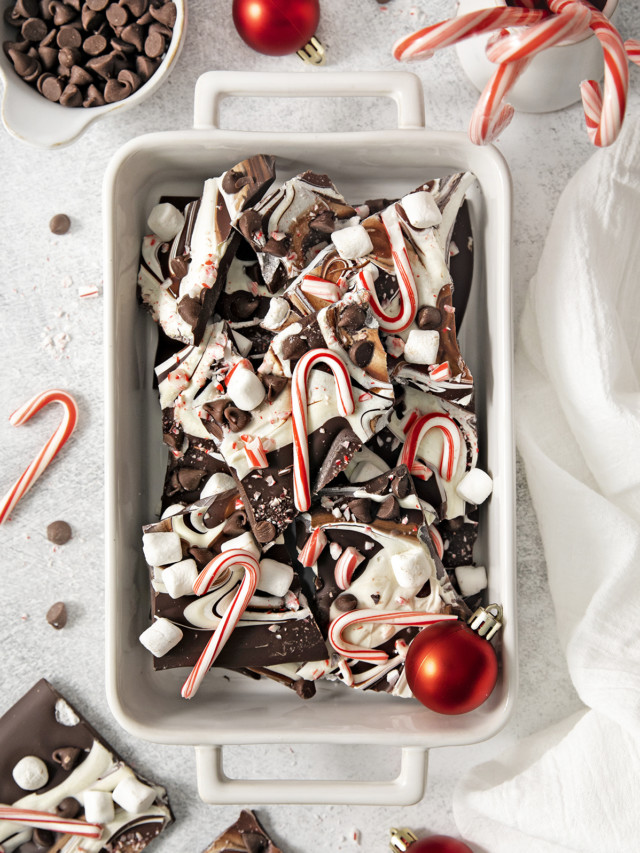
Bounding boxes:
468 603 503 641
389 827 418 852
297 35 326 65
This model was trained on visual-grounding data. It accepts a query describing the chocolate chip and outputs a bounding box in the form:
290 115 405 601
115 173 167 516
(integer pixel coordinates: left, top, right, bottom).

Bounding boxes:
122 0 147 16
32 828 55 848
9 47 39 77
281 334 308 361
83 82 105 105
349 339 374 368
334 593 358 612
143 28 163 57
86 0 109 9
347 498 372 523
4 5 23 25
21 16 47 40
56 797 80 819
52 746 81 769
120 21 143 49
148 19 171 37
188 547 214 567
50 0 76 25
391 470 411 499
203 398 228 425
38 44 58 68
169 254 189 279
294 679 316 699
370 592 380 604
149 0 174 25
262 236 288 257
106 2 127 25
117 66 139 90
46 518 72 542
3 39 29 58
15 0 40 17
59 81 82 105
81 3 102 29
254 520 276 543
46 600 68 629
309 210 335 233
176 467 205 491
224 405 249 433
223 510 249 537
134 53 159 81
221 168 249 194
59 45 81 67
262 373 287 402
37 72 62 99
176 293 201 330
227 290 259 321
376 495 399 520
104 76 131 101
83 32 107 53
85 51 114 78
69 63 92 85
417 305 442 330
57 24 81 47
337 304 366 332
40 27 57 46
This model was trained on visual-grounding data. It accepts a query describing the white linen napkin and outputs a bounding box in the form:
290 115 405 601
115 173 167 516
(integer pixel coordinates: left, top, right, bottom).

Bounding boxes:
452 117 640 852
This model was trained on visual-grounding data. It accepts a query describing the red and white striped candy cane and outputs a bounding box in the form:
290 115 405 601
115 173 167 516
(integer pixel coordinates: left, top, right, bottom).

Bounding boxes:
429 525 445 560
392 6 547 62
429 362 452 382
625 38 640 66
298 527 328 567
243 435 268 470
400 412 462 482
550 0 628 147
300 275 344 303
468 44 531 145
580 78 603 139
0 806 102 839
485 3 591 64
328 609 457 663
334 546 365 590
292 349 355 512
182 549 260 699
0 390 78 526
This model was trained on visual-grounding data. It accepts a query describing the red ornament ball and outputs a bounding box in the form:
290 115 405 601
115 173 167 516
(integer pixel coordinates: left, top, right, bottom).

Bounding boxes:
405 619 498 715
232 0 320 56
408 836 473 853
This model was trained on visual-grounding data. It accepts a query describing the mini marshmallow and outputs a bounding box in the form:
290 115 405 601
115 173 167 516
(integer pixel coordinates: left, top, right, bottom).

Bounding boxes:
150 567 166 594
258 558 294 597
112 776 157 814
261 297 290 331
83 790 115 824
231 329 253 357
139 617 183 658
455 565 488 597
331 224 373 260
220 532 260 559
12 756 49 791
401 191 442 229
162 558 198 599
403 329 440 365
142 532 183 567
54 698 79 727
456 468 493 505
147 203 185 243
200 472 237 499
391 550 431 591
226 367 266 411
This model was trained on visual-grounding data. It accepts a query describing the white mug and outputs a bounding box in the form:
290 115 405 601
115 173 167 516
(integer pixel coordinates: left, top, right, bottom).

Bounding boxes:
455 0 620 113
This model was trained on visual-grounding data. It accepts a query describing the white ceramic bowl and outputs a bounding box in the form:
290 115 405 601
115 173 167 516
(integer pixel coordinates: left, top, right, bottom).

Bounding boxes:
0 0 186 148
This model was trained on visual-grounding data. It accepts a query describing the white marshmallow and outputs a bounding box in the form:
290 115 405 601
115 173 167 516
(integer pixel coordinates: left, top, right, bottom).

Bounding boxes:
200 472 237 499
84 790 115 824
258 558 294 597
391 550 431 591
12 756 48 791
226 367 266 411
151 566 166 594
142 532 183 567
220 532 260 559
401 191 442 229
456 468 493 505
162 558 198 599
455 565 488 597
112 776 157 814
147 203 185 243
139 618 183 658
231 329 252 357
403 329 440 365
331 224 373 260
54 698 79 727
261 297 290 331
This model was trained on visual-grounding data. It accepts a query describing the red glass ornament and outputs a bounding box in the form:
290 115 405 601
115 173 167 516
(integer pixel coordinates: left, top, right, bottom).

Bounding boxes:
405 619 498 714
232 0 320 56
407 836 473 853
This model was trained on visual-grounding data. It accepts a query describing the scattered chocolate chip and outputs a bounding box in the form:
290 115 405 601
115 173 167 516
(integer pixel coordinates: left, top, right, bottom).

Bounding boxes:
262 373 287 402
148 19 171 37
334 593 358 612
15 0 40 17
122 0 147 16
135 52 158 80
46 518 72 542
117 66 140 90
349 339 374 368
106 3 127 26
254 520 276 543
4 5 23 25
86 0 109 10
57 24 82 47
143 28 163 56
188 547 214 567
69 63 92 85
347 498 373 523
223 510 249 537
370 592 381 604
262 236 288 257
37 72 60 98
281 334 308 361
9 47 39 77
309 210 335 233
50 1 76 25
168 254 189 279
59 45 81 67
337 303 366 332
21 16 47 40
83 32 107 53
38 44 58 68
32 828 56 848
294 679 316 699
56 797 80 819
376 494 399 520
3 39 29 58
221 168 252 194
417 305 442 330
59 81 82 105
52 746 81 770
176 467 205 492
104 77 131 102
391 470 411 499
227 290 259 320
203 398 228 425
81 3 102 30
224 405 249 433
83 82 105 106
149 0 174 25
46 600 68 629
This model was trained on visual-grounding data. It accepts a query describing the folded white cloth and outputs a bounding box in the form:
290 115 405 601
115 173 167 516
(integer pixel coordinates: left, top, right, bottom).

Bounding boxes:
453 117 640 851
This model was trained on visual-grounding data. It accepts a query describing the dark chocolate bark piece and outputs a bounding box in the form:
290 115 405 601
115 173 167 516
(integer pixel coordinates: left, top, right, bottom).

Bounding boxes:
202 809 284 853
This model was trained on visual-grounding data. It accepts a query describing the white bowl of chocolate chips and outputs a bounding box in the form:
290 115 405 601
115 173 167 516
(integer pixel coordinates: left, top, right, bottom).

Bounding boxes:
0 0 185 147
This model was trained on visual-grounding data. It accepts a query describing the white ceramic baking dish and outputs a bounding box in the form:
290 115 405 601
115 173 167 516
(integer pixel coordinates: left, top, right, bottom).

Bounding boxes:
104 70 515 806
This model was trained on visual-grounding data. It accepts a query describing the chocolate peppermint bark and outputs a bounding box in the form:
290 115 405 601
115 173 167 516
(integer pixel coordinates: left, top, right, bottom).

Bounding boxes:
0 680 172 853
202 810 284 853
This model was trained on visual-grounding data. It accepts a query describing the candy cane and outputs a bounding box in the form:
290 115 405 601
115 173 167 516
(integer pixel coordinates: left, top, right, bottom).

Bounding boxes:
468 49 531 145
300 275 344 303
328 609 457 663
393 7 548 62
243 435 268 470
429 525 445 560
429 362 452 382
182 549 260 699
292 349 355 512
625 38 640 66
0 390 78 526
550 0 628 147
485 4 591 64
580 78 603 138
0 806 102 839
334 546 365 590
298 527 328 567
400 412 461 482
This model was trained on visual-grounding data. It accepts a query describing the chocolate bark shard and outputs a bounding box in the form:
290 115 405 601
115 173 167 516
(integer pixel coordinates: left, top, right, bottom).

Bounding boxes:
202 809 284 853
0 680 172 850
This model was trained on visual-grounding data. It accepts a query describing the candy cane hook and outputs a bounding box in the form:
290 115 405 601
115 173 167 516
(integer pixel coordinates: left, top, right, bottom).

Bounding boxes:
182 549 260 699
0 806 102 839
0 390 78 525
400 412 462 482
485 4 591 65
292 349 355 512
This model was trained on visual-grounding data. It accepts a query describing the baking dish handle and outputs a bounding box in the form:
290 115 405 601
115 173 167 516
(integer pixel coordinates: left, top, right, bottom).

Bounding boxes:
195 744 428 805
193 70 425 131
